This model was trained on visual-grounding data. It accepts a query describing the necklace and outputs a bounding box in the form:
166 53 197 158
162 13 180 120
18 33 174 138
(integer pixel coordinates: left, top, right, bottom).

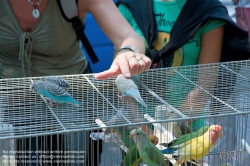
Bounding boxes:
27 0 43 19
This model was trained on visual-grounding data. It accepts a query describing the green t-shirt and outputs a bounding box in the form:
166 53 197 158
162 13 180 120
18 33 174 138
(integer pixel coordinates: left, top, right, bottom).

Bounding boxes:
119 0 226 131
118 0 225 67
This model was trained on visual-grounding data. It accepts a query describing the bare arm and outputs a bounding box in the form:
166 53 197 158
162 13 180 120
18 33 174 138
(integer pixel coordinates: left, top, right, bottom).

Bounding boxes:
78 0 151 79
198 26 224 64
178 26 224 115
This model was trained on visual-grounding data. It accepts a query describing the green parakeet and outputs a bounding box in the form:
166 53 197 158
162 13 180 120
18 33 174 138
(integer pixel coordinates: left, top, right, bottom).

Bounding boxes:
123 135 159 166
104 108 140 149
111 125 139 149
129 129 167 166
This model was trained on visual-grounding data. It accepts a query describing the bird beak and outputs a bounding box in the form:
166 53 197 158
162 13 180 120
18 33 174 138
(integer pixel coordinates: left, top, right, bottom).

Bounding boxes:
129 134 134 139
155 139 159 145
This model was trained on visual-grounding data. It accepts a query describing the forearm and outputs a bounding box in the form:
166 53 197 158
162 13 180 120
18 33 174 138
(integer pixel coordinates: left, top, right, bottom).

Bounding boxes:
84 0 145 53
82 0 151 80
179 26 224 115
178 66 219 114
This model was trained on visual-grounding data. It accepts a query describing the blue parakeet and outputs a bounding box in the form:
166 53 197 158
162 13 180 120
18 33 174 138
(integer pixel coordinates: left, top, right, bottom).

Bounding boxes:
30 80 81 105
115 74 147 108
44 76 71 88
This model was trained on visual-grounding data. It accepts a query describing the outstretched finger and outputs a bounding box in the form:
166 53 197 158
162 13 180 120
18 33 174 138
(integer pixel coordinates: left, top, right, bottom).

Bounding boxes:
94 65 120 80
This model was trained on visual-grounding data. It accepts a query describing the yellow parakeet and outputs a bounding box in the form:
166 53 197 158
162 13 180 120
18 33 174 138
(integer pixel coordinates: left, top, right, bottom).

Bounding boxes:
172 125 223 165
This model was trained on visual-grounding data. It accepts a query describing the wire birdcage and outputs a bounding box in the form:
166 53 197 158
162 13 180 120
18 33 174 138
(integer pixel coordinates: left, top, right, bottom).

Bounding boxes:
1 60 250 166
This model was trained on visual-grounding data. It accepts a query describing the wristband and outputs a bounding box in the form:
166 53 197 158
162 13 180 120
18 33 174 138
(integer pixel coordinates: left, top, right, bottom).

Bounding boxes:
116 46 139 55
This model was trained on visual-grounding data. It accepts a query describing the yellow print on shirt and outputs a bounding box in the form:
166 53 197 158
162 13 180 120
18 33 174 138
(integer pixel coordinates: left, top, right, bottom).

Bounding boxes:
154 32 183 67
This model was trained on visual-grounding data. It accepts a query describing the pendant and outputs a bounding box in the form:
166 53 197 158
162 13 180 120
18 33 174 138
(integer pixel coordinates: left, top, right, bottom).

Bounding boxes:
32 8 40 19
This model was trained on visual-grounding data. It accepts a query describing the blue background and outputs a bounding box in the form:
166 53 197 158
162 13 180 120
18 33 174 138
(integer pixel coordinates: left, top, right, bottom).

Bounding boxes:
81 0 118 73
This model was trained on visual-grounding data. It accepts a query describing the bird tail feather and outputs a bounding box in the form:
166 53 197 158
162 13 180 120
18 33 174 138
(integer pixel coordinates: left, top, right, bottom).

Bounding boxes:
127 89 147 108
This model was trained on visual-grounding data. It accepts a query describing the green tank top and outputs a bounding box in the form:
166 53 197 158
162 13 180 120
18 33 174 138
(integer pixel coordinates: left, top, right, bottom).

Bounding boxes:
0 0 87 78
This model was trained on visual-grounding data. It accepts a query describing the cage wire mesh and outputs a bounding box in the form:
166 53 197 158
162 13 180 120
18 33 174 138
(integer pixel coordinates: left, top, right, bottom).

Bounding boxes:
0 60 250 166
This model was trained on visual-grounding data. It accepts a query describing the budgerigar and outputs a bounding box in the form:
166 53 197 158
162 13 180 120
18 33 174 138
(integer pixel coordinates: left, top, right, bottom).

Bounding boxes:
123 135 159 166
115 74 147 108
44 76 71 88
30 80 81 105
110 125 139 149
166 125 223 166
160 125 210 154
129 129 167 166
104 108 140 149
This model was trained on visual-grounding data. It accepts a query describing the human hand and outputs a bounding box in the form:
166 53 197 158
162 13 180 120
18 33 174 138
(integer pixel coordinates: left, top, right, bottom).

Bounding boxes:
94 51 151 80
